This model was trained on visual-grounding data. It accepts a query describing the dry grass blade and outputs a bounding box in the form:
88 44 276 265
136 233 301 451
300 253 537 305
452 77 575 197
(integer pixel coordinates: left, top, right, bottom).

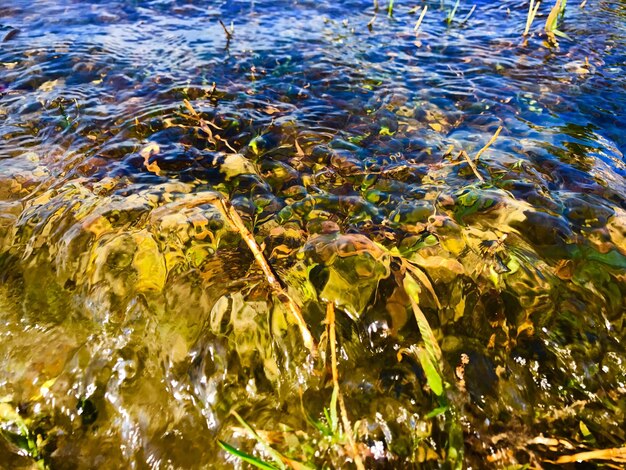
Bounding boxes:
216 198 316 353
326 303 365 470
460 4 476 24
183 99 223 130
474 125 503 160
150 191 315 352
338 394 363 470
183 98 200 118
460 150 484 182
294 138 305 158
327 302 339 397
524 0 541 36
367 13 377 31
550 446 626 464
229 410 287 469
527 435 576 450
414 5 428 33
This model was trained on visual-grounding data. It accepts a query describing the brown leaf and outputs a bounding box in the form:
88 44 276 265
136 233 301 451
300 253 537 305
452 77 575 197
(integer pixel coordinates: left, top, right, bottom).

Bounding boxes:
263 105 282 115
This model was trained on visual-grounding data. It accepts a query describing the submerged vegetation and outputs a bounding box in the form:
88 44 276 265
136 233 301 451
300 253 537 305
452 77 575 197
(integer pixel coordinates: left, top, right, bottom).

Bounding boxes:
1 0 625 468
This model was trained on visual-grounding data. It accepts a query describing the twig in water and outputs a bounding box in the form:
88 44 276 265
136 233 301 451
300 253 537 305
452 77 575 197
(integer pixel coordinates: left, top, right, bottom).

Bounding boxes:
219 19 234 41
215 134 238 153
414 5 428 33
140 142 162 175
459 150 484 182
474 125 502 160
218 198 316 353
153 191 316 353
183 99 223 135
524 0 541 36
183 99 241 152
326 303 365 470
458 126 502 182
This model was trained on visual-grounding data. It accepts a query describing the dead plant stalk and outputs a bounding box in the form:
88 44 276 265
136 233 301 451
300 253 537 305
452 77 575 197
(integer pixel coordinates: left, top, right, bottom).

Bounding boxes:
327 302 365 470
414 5 428 33
524 0 541 36
218 198 316 353
178 101 315 351
155 189 316 353
460 150 484 182
550 446 626 464
474 125 503 160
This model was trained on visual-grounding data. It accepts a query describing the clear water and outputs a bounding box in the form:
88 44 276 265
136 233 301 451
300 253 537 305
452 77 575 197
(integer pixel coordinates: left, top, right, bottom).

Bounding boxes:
1 0 625 468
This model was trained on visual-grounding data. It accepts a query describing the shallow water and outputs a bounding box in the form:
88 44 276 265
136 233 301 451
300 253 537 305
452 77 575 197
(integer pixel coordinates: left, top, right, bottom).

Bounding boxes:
1 0 625 468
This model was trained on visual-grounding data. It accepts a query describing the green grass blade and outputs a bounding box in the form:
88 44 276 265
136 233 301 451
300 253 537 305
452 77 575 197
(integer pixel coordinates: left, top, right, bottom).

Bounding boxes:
329 385 339 433
417 346 444 396
403 273 442 363
446 0 461 24
231 410 287 470
218 440 280 470
553 29 572 39
403 273 445 396
425 406 448 419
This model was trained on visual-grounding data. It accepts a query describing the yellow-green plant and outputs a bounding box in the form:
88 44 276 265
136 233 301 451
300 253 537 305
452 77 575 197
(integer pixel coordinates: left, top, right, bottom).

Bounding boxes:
524 0 541 36
545 0 571 39
446 0 461 24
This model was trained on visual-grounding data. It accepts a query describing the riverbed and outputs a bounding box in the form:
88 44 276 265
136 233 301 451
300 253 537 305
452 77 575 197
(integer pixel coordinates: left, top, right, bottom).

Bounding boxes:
1 0 625 468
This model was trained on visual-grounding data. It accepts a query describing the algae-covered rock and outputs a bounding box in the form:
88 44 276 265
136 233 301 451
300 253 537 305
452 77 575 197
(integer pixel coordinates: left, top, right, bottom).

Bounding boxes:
298 232 391 317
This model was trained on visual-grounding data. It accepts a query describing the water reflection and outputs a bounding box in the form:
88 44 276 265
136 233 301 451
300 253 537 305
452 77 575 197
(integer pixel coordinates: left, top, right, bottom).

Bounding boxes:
1 0 625 468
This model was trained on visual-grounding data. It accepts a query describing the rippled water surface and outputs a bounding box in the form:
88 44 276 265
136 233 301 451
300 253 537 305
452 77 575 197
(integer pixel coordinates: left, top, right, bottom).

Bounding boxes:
1 0 626 468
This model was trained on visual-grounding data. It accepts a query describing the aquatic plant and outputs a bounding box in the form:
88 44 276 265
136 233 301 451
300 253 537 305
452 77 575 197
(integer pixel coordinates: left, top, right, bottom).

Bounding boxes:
524 0 541 36
2 2 626 468
446 0 461 25
413 5 428 34
444 0 475 26
545 0 571 40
